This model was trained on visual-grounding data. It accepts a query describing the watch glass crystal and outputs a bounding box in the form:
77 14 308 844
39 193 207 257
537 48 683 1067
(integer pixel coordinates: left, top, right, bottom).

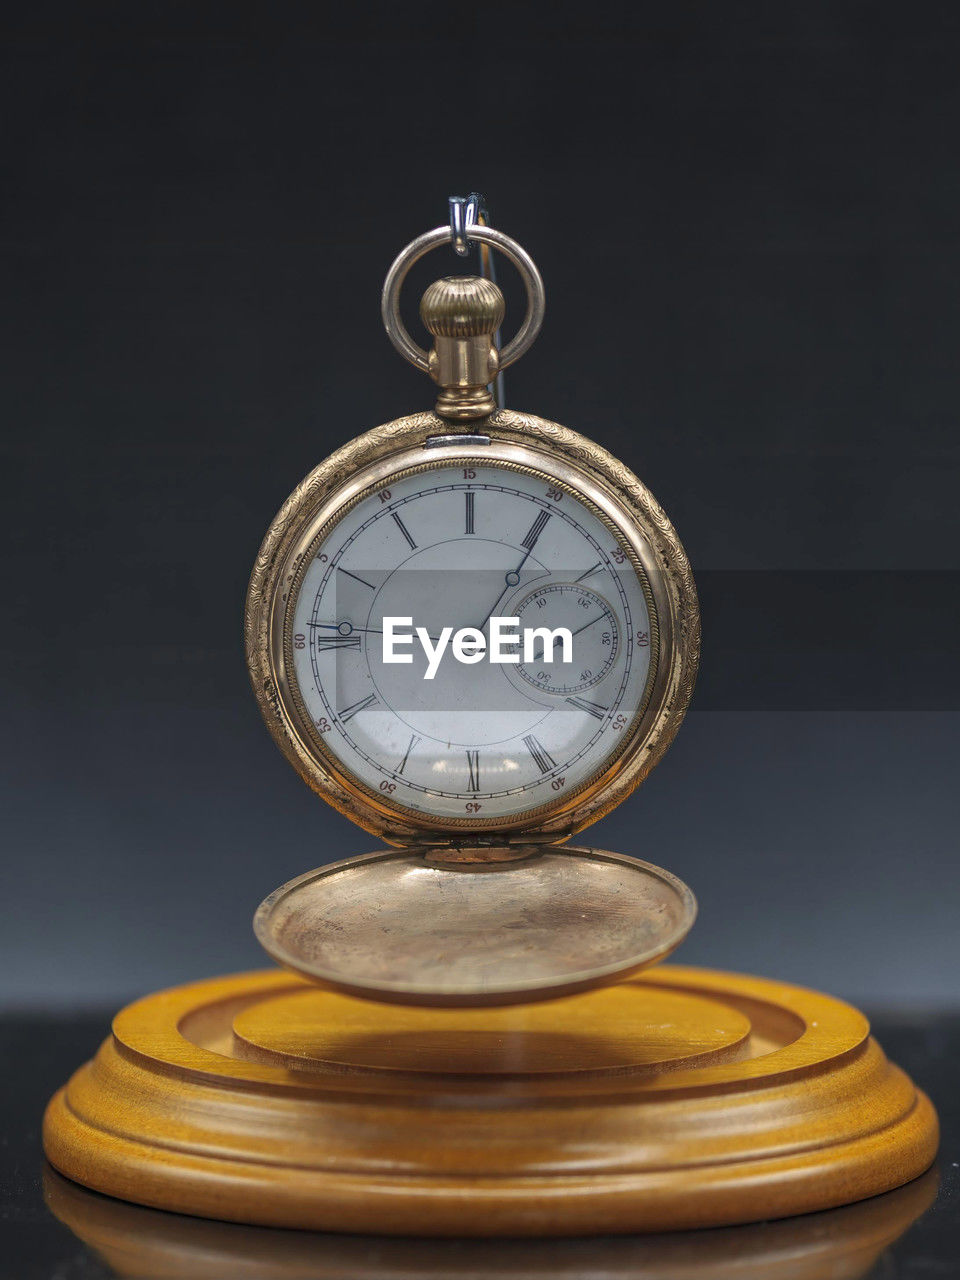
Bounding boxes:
285 460 656 823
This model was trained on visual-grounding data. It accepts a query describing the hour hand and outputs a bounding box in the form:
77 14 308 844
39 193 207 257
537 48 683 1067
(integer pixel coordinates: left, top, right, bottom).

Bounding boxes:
475 566 526 632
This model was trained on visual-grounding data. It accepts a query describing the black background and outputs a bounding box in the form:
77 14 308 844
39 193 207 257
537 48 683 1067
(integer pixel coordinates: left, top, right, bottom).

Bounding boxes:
2 1 958 1014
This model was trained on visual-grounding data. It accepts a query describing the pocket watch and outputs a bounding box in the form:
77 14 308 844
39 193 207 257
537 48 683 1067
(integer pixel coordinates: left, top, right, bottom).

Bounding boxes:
247 206 700 1006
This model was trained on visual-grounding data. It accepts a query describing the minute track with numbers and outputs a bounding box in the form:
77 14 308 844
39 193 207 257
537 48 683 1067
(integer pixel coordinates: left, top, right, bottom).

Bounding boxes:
246 207 700 1005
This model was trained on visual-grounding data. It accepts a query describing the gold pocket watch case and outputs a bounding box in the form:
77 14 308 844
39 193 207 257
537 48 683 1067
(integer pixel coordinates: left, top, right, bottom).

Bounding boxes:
254 848 696 1006
245 220 700 1005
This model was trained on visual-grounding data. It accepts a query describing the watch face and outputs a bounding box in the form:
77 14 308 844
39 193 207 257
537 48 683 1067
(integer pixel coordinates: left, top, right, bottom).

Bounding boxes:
279 456 659 826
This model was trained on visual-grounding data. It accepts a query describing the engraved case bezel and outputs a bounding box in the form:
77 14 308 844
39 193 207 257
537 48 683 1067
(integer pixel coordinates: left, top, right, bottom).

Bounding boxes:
245 409 700 845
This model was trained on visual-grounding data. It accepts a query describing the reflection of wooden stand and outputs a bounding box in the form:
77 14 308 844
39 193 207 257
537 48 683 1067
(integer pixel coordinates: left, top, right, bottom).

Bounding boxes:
44 1164 939 1279
43 966 938 1236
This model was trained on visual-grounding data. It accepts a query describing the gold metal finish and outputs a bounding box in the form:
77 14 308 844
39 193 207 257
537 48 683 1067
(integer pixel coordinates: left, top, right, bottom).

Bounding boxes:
253 846 697 1006
420 276 504 419
246 409 699 846
247 218 700 1004
381 225 545 373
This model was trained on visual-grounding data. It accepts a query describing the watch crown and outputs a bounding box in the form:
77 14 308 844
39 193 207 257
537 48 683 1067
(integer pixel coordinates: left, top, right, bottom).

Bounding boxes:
420 276 505 338
419 277 504 421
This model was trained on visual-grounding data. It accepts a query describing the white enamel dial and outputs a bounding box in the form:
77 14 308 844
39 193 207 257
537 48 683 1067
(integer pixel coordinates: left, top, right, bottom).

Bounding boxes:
286 460 655 822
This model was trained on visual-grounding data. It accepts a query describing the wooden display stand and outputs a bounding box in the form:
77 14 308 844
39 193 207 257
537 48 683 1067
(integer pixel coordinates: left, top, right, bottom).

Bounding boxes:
43 964 937 1235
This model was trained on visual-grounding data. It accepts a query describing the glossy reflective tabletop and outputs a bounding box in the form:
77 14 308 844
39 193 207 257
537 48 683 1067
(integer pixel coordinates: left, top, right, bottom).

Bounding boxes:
4 1009 957 1277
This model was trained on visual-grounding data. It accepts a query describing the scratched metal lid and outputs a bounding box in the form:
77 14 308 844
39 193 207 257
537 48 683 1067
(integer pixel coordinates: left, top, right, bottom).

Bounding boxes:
253 846 696 1007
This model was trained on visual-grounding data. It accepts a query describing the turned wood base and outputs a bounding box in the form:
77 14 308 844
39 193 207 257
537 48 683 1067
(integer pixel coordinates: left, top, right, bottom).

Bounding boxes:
43 966 938 1235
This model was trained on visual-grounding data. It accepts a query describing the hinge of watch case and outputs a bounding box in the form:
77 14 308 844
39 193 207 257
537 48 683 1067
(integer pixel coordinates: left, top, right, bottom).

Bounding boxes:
386 830 570 865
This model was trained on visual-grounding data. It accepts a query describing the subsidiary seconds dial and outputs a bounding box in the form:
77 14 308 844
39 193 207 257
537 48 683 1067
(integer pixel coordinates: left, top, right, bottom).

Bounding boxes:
515 583 619 695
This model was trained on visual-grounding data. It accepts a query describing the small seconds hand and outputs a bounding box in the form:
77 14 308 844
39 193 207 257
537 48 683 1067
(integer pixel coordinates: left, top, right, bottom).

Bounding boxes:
530 611 606 665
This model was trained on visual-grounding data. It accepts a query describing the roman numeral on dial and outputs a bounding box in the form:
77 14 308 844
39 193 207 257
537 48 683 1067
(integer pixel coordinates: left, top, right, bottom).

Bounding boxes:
523 734 557 774
391 511 417 550
466 749 480 792
464 491 475 534
338 693 378 723
521 509 551 550
565 696 608 720
397 733 420 776
314 633 361 652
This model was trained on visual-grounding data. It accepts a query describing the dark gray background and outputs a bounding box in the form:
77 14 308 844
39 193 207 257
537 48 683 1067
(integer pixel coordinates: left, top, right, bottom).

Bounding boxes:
2 2 957 1011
